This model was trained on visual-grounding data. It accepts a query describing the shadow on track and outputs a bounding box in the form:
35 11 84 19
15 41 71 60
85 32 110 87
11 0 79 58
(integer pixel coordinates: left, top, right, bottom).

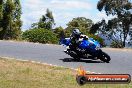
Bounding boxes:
59 58 103 63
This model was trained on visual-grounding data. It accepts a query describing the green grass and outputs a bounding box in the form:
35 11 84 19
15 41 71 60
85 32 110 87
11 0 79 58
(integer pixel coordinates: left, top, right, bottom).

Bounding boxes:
0 57 131 88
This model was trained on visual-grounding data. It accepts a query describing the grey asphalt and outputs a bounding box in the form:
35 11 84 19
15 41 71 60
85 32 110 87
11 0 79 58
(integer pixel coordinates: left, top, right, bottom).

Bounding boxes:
0 41 132 76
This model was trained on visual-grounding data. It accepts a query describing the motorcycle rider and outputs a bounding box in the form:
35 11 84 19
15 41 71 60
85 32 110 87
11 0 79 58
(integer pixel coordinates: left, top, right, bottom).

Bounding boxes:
64 28 82 54
70 29 100 59
69 29 89 51
63 28 81 58
64 28 89 53
70 29 81 48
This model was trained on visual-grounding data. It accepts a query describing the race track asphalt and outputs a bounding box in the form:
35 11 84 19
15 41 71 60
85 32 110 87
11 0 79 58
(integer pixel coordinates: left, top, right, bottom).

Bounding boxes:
0 41 132 75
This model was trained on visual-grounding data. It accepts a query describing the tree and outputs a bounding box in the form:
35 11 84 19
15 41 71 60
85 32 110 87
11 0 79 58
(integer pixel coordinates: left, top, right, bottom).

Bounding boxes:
0 0 3 39
0 0 3 25
2 0 15 39
32 9 55 30
90 21 103 34
12 0 22 39
97 0 132 47
45 8 55 29
0 0 22 39
54 26 65 40
90 19 125 47
65 17 93 37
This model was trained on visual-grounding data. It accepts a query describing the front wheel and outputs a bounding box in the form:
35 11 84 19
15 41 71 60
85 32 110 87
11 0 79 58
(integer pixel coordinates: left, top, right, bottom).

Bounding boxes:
100 52 111 63
67 50 80 61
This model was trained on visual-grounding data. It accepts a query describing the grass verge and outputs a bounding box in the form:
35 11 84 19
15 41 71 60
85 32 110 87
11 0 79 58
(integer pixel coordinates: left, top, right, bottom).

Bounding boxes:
0 57 131 88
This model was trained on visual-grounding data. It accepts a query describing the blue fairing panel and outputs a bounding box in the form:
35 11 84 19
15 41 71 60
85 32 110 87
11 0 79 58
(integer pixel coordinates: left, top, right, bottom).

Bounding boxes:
61 38 71 46
79 40 90 49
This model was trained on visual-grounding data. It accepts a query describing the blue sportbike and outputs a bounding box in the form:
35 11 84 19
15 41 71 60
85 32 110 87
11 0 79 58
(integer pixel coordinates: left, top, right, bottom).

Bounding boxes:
61 36 111 63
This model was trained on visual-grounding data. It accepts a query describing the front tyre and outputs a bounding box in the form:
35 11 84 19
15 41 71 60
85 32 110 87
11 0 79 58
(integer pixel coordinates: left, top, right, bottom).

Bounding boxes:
68 50 80 61
101 52 111 63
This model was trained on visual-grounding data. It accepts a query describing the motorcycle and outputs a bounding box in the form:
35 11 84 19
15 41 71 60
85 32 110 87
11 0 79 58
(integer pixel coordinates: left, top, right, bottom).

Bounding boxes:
60 35 111 63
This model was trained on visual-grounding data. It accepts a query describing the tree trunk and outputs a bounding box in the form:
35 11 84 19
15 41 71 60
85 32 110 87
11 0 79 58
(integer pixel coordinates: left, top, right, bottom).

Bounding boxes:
123 25 129 47
123 34 126 47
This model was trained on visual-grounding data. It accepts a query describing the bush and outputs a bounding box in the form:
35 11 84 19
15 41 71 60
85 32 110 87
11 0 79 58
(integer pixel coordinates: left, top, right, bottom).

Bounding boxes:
22 29 58 44
110 41 123 48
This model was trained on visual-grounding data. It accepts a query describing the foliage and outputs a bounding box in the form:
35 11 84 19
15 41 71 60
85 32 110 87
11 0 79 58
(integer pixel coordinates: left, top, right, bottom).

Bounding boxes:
0 0 3 25
22 29 58 44
13 0 22 39
2 0 15 39
53 26 65 39
67 17 93 30
0 0 3 36
65 17 93 37
0 0 22 40
31 9 55 30
90 20 105 34
97 0 132 47
110 41 124 48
